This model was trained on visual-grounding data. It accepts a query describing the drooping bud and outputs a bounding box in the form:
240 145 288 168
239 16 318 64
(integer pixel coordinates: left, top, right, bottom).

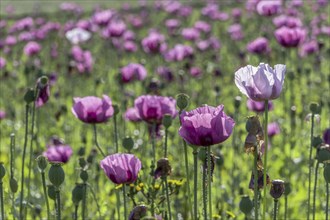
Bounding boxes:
162 114 172 129
176 93 190 111
270 179 285 200
122 137 134 152
154 158 172 179
239 195 253 215
10 177 18 193
36 155 48 172
72 183 84 205
78 157 87 169
48 163 65 188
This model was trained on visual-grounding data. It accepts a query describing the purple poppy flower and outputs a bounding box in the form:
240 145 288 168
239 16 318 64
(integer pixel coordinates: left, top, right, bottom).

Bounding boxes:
0 57 6 69
274 26 306 48
247 99 274 113
0 110 6 120
43 144 73 163
100 153 142 184
268 122 280 137
194 21 211 33
121 63 147 83
165 19 180 34
141 32 167 54
156 66 174 82
124 107 141 122
232 8 242 20
321 26 330 36
164 44 194 62
256 0 282 16
123 41 137 52
106 20 126 37
247 37 271 54
228 24 244 41
35 77 50 108
235 63 286 101
179 105 235 146
181 28 200 41
24 41 41 56
92 10 113 26
189 67 202 77
323 128 330 145
72 95 114 124
273 15 302 28
134 95 177 124
5 36 17 46
299 40 319 57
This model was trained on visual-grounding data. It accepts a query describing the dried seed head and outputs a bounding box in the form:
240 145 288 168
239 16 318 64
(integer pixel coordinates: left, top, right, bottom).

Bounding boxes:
154 158 172 179
270 179 285 200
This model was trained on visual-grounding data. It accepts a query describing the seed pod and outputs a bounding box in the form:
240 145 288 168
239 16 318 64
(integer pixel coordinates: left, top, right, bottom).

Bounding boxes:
154 158 172 179
270 179 285 200
24 88 35 104
239 195 253 215
324 162 330 183
317 147 330 163
47 185 56 200
309 102 321 114
176 93 190 111
123 137 134 152
10 177 18 193
48 163 65 188
72 184 84 205
80 170 88 182
36 155 48 172
284 182 291 196
162 114 172 129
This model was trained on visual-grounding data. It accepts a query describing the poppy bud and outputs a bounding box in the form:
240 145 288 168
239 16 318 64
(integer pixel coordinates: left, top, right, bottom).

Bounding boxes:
176 93 190 111
317 147 330 163
162 114 173 129
24 88 36 104
10 177 18 193
284 182 291 196
270 179 285 200
123 137 134 152
36 155 48 172
78 157 87 169
48 185 56 200
38 76 49 88
324 162 330 183
309 102 321 114
0 163 5 180
239 195 253 214
154 158 171 179
234 96 242 109
48 163 65 188
72 184 84 205
80 170 88 182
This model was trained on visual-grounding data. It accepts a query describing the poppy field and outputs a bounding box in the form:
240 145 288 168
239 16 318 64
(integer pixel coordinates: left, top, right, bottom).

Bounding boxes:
0 1 329 220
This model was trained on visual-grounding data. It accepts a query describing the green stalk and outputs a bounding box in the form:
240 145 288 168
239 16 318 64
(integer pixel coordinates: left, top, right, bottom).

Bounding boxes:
273 199 278 220
74 205 78 220
207 147 212 220
326 183 329 220
183 140 193 219
164 128 168 158
41 172 51 220
202 158 207 220
307 113 315 220
93 124 106 157
19 104 30 220
262 100 269 220
122 185 127 219
313 162 319 220
150 123 156 216
87 184 101 218
10 134 16 219
0 179 4 220
165 177 172 220
82 183 86 220
284 195 288 220
193 147 198 220
254 142 259 220
55 189 61 220
114 114 118 153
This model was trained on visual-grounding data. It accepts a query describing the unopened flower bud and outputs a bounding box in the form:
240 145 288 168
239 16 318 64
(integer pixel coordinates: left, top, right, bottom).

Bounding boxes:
312 136 323 148
129 205 147 220
0 163 5 180
324 162 330 183
78 157 87 169
48 185 56 200
309 102 321 114
24 88 36 104
284 182 291 196
270 179 285 200
162 114 172 129
78 147 85 156
36 155 48 172
154 158 171 179
80 170 88 182
48 163 65 188
72 183 84 205
317 147 330 163
122 137 134 151
10 177 18 193
176 93 190 110
239 195 253 214
113 104 120 116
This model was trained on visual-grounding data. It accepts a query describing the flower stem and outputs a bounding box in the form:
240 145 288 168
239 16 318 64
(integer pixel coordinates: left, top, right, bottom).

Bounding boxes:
183 140 193 219
150 123 157 216
55 189 61 220
284 195 288 220
74 205 78 220
313 161 319 220
254 142 259 220
163 176 172 220
0 179 4 220
326 182 329 220
307 113 315 220
273 199 278 220
164 128 168 158
93 124 106 158
10 134 15 219
114 114 118 153
207 147 212 220
87 184 101 219
82 183 87 220
262 100 269 220
41 171 51 220
19 104 30 220
202 158 207 220
122 184 127 219
193 147 198 220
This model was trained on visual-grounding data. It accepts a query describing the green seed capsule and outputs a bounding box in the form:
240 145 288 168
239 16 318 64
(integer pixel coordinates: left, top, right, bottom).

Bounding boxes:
324 163 330 183
309 102 321 114
72 184 84 205
122 137 134 151
10 177 18 193
317 148 330 163
162 114 172 129
176 93 190 110
48 163 65 188
48 185 56 200
80 170 88 182
24 88 36 104
36 155 48 172
113 104 120 115
239 195 253 214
